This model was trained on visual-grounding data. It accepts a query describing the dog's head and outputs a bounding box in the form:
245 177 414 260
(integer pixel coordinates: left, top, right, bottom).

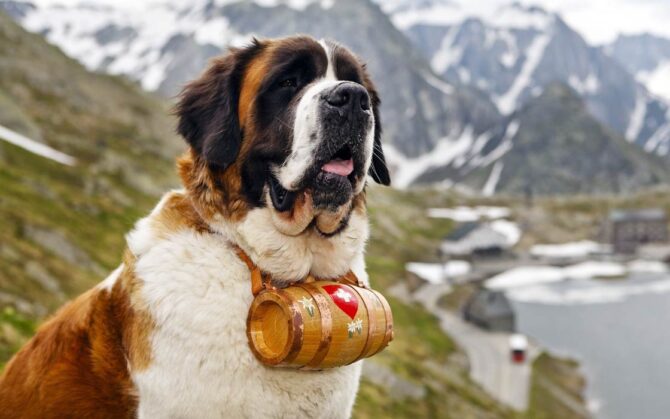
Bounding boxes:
176 35 389 238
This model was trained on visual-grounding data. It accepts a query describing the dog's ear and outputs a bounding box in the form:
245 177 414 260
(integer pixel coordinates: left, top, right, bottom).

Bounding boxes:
175 43 260 170
362 72 391 186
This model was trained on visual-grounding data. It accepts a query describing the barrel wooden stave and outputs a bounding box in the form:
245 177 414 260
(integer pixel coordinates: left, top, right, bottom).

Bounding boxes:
247 280 393 369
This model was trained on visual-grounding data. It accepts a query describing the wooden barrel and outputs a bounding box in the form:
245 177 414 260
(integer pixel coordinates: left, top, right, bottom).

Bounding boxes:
247 281 393 369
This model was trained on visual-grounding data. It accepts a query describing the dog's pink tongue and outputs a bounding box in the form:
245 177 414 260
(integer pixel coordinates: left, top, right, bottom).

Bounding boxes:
322 159 354 176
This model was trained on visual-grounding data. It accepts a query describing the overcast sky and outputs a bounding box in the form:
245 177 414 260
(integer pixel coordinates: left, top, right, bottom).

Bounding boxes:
29 0 670 45
519 0 670 44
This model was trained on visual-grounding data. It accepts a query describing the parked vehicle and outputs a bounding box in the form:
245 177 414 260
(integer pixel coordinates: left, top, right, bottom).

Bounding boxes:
509 334 528 364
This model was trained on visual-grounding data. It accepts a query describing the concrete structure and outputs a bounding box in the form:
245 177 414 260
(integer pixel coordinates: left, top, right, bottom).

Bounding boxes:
605 209 668 254
638 244 670 262
462 288 515 332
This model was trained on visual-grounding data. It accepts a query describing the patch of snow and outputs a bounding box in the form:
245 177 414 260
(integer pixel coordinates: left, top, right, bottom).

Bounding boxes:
487 266 564 290
431 25 462 74
493 4 553 32
530 85 543 97
457 67 471 83
625 90 647 142
636 60 670 103
252 0 333 10
141 51 173 91
427 205 511 222
501 119 521 144
628 260 669 273
644 121 670 154
194 17 231 48
489 219 521 246
383 1 552 32
385 126 474 188
384 2 469 31
487 261 626 291
530 240 608 259
470 120 518 168
406 261 472 284
0 125 76 166
476 78 489 90
496 34 551 114
483 26 497 48
441 225 511 255
567 73 600 95
20 1 255 92
500 50 517 68
468 131 493 158
421 71 454 94
563 261 626 279
507 277 670 305
482 161 503 196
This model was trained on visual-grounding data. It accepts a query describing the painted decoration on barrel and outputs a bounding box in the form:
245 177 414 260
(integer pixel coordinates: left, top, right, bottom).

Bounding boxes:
347 319 363 338
299 296 315 317
323 285 358 319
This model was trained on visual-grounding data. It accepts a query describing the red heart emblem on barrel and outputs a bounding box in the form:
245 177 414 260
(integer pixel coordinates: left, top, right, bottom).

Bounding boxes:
323 285 358 319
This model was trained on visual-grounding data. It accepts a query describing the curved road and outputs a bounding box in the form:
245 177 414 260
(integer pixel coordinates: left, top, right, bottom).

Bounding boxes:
411 283 536 411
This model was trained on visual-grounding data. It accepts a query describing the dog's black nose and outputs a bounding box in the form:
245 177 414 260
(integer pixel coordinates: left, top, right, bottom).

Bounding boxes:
325 82 370 112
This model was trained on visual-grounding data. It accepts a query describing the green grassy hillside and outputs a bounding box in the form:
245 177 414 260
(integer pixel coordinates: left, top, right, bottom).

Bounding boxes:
0 10 181 362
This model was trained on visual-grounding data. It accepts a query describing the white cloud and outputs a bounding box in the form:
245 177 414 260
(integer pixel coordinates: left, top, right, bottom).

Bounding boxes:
518 0 670 44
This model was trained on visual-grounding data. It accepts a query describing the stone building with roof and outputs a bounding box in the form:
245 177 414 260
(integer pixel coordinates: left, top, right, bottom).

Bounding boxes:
462 288 515 332
605 209 668 254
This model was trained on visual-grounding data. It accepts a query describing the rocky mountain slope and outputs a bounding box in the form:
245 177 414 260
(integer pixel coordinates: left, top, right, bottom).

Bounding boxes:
416 83 670 195
1 0 502 161
0 7 181 359
607 33 670 103
386 1 670 159
3 0 670 195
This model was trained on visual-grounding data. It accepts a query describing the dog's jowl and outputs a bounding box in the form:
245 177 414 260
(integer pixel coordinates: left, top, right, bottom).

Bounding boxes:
0 35 390 419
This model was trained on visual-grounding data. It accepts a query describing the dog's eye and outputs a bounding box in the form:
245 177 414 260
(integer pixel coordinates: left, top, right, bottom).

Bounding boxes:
278 77 297 88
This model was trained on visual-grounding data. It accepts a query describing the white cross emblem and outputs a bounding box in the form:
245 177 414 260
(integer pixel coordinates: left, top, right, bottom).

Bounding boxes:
334 288 352 303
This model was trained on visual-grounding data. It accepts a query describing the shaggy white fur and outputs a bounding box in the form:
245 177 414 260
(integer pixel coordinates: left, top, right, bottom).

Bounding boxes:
126 191 369 418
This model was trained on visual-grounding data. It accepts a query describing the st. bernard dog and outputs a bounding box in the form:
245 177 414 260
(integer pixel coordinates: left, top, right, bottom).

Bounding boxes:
0 35 390 418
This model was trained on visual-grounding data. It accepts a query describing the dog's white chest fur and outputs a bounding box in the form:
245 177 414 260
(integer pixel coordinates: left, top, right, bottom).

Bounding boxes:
124 194 366 418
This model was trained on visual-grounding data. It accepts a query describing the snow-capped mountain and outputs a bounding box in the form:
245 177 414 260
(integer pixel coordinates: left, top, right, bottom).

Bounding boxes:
381 1 670 158
415 83 670 195
3 0 670 194
0 0 503 170
607 33 670 103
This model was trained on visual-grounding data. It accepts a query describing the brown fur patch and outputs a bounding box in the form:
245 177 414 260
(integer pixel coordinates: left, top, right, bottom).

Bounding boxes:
0 257 154 418
238 47 273 133
120 253 155 371
352 190 367 216
177 41 281 226
269 190 315 236
178 150 249 223
150 191 211 238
